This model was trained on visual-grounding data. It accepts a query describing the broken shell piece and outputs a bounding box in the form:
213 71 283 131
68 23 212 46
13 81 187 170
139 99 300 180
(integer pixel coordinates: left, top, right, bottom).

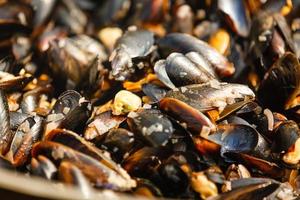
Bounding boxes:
112 90 142 115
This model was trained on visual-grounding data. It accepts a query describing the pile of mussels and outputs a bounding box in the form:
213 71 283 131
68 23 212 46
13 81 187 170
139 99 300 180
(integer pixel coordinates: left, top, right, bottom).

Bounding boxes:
1 0 300 199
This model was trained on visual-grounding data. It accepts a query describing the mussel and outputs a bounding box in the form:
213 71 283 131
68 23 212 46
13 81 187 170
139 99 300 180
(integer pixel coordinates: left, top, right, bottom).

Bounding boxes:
157 33 235 77
110 29 154 81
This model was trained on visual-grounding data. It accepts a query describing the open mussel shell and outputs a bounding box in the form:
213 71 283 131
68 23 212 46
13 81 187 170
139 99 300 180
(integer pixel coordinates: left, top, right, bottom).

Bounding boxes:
206 124 271 161
49 90 82 115
45 90 92 135
44 128 134 183
164 81 255 113
6 116 44 167
127 109 174 147
32 141 136 191
84 110 126 141
257 52 300 111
